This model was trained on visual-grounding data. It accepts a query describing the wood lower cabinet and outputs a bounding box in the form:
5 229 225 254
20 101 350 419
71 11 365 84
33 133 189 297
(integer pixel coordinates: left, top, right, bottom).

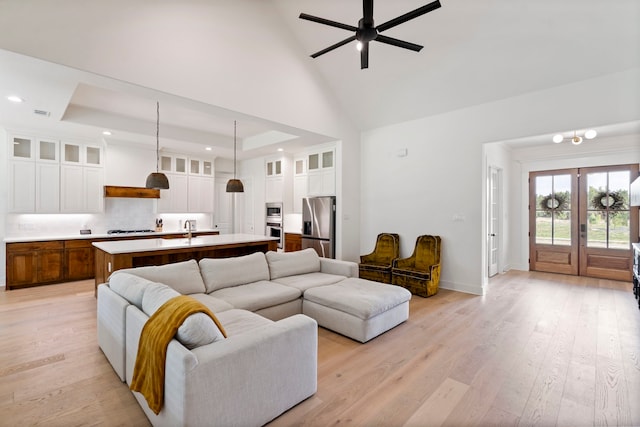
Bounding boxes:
285 233 302 252
5 231 221 290
64 239 96 281
6 241 64 289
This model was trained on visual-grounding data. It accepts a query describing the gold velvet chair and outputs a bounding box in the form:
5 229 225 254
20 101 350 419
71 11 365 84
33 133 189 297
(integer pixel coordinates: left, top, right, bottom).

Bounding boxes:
358 233 400 284
392 235 441 297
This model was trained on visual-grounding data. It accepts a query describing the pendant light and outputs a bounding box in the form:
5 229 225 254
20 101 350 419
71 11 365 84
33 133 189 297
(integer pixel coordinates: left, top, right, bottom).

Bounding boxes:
145 101 170 189
226 120 244 192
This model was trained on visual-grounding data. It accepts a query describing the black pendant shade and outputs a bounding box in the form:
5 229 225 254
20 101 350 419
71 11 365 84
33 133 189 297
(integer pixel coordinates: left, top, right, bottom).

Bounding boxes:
226 178 244 193
146 101 170 190
146 172 170 190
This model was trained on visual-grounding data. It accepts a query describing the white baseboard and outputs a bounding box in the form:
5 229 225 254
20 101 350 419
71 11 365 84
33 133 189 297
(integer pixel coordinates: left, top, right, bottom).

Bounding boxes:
439 280 484 296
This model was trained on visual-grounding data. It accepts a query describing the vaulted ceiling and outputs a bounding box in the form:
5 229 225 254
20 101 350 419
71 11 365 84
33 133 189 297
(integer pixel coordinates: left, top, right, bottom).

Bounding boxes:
0 0 638 158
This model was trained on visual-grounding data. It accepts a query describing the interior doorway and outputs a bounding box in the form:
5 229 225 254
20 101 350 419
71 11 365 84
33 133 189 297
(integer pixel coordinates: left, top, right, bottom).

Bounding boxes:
529 164 639 281
487 166 501 277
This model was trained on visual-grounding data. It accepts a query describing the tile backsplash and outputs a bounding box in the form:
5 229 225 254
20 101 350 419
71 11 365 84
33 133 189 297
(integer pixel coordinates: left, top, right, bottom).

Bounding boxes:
5 198 212 237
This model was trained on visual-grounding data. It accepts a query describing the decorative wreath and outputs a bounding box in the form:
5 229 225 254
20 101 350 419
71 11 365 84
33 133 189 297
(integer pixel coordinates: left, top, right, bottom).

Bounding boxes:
540 193 568 212
590 190 626 211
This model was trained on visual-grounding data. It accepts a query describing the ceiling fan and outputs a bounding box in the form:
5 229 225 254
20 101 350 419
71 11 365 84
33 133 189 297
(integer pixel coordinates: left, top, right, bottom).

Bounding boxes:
299 0 442 69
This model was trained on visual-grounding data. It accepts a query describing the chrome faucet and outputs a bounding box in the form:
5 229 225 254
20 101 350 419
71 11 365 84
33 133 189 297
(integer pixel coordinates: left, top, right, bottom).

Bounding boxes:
184 220 194 242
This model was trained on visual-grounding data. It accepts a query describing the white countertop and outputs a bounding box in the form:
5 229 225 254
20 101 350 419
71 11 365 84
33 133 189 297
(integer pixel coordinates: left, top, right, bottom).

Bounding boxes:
92 233 278 254
3 229 220 244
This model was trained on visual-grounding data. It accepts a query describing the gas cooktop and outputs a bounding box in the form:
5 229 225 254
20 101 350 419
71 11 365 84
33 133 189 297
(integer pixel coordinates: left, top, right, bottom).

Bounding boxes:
107 229 155 234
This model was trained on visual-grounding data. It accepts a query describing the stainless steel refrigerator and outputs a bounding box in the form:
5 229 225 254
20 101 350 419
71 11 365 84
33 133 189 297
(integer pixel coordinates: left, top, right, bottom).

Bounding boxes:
301 196 336 258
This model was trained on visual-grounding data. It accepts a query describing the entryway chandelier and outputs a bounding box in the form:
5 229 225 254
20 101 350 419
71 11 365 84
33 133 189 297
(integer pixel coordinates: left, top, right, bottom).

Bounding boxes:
552 129 597 145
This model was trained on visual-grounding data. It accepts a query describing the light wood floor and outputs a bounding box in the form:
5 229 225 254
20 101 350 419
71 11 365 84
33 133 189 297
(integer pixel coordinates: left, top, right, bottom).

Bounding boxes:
1 271 639 426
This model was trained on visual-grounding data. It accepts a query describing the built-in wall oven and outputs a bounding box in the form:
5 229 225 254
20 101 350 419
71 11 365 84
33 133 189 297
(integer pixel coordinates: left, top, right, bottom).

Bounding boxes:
266 202 283 249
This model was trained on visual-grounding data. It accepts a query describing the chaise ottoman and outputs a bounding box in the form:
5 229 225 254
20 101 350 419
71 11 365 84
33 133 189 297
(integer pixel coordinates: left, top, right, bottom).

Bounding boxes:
302 277 412 343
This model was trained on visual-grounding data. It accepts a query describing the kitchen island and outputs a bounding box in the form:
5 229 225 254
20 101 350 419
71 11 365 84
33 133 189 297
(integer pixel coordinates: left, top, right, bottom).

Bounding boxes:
93 234 278 291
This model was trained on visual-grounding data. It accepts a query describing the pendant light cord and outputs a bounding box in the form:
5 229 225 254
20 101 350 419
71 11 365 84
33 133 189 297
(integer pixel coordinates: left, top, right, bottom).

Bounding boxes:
233 120 237 179
156 102 160 173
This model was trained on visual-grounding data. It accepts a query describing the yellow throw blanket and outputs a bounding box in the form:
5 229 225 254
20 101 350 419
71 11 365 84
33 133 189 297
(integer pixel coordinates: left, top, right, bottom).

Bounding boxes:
130 295 227 415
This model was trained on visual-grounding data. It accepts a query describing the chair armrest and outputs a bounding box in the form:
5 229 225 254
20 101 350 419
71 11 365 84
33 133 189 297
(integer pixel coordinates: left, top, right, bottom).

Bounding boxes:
360 252 376 263
393 257 415 270
320 258 358 277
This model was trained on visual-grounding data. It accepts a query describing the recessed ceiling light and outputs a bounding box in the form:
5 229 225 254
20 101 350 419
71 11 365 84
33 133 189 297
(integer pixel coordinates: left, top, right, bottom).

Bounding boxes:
584 129 597 139
7 95 24 103
277 148 284 152
205 147 212 151
102 130 112 136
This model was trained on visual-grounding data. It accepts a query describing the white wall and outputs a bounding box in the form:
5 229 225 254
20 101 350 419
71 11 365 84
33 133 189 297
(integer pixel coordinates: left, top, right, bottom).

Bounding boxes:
361 68 640 296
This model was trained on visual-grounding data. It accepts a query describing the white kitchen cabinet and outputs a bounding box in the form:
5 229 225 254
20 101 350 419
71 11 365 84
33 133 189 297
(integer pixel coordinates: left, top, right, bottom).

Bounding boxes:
265 176 284 203
158 174 189 213
62 141 103 166
292 157 307 213
306 148 335 196
293 175 308 213
188 176 214 213
36 163 60 212
60 165 104 213
10 135 34 160
8 136 61 213
266 159 282 177
8 160 36 212
157 154 214 213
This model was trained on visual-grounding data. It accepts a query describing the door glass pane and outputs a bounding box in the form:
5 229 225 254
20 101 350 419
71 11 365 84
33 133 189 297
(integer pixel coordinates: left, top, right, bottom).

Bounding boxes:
308 154 319 170
322 151 333 168
203 161 212 175
535 174 571 245
295 159 304 175
175 158 186 173
64 144 80 163
586 170 630 249
13 137 31 158
160 156 172 171
39 140 57 160
86 146 100 165
190 159 200 174
275 160 282 175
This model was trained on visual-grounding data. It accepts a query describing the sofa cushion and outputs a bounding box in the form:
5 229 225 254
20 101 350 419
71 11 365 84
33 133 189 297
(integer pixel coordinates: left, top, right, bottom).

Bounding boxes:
188 293 234 313
108 272 150 309
215 309 274 336
303 278 412 320
266 248 320 280
272 272 346 293
199 252 270 293
115 259 206 294
210 281 301 312
142 283 225 349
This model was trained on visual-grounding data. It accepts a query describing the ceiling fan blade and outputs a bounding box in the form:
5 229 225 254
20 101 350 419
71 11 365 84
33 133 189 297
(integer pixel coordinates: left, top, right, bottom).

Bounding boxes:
361 42 369 69
310 35 357 58
363 0 374 26
375 34 423 52
377 0 441 33
299 13 358 32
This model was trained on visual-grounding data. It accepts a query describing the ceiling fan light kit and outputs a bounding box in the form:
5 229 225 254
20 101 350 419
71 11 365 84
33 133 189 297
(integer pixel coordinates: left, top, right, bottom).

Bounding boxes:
300 0 442 69
552 129 597 145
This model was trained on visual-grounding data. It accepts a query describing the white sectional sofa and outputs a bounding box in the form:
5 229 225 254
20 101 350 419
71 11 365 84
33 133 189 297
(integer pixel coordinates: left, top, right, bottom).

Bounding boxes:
97 248 411 427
